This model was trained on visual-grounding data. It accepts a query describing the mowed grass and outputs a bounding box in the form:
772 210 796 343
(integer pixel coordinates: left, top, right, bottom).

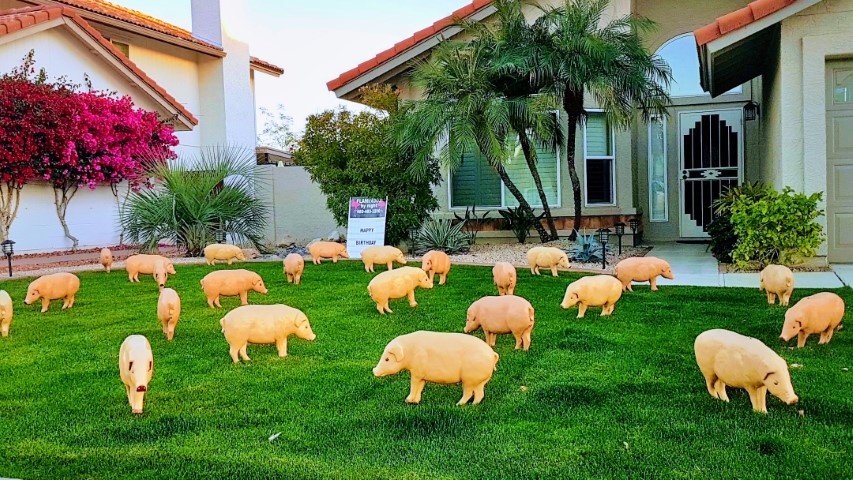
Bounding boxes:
0 261 851 479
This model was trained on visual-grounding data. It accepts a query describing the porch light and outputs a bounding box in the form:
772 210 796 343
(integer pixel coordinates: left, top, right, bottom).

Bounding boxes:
596 228 610 270
744 100 760 121
1 239 14 277
614 223 625 255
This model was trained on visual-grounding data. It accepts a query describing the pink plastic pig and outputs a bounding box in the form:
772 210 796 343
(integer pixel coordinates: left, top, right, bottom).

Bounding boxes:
421 250 451 285
100 247 113 273
119 335 153 415
780 292 845 347
367 267 433 314
361 245 406 272
203 243 246 265
527 246 570 276
220 304 316 363
283 253 305 284
492 262 517 296
24 272 80 313
694 329 798 413
308 241 349 264
200 269 268 308
0 290 12 337
614 256 674 291
373 331 499 405
465 295 535 350
759 265 795 306
157 288 181 341
125 254 176 285
560 275 623 318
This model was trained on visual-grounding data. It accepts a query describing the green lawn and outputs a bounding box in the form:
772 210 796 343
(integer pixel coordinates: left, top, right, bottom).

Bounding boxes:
0 261 851 479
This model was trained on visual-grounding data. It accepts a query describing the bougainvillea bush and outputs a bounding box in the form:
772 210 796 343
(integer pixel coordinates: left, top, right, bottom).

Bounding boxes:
0 51 178 248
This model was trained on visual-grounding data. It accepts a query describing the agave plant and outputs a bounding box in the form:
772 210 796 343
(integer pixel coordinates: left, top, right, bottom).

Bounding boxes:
564 230 607 263
413 218 469 254
120 146 269 256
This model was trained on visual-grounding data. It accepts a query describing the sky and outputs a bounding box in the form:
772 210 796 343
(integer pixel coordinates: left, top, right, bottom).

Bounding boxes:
110 0 472 136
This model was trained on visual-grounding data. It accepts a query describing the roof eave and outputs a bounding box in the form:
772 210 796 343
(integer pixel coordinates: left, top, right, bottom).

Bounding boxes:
251 63 283 77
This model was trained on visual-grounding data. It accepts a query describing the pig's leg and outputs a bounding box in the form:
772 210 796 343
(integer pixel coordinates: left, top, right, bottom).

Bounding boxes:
577 303 587 318
427 271 435 284
375 302 385 315
386 261 394 271
276 337 288 357
522 326 532 351
125 384 134 407
513 333 523 350
507 284 514 296
238 291 248 305
295 274 301 285
65 295 75 309
497 285 505 295
407 290 417 308
239 344 251 362
625 282 633 292
286 273 293 284
229 345 240 363
457 384 474 405
797 331 809 348
472 381 487 405
650 276 659 291
364 263 371 273
702 374 716 398
766 292 776 305
406 376 425 404
214 296 223 308
823 327 836 344
781 292 791 306
332 255 339 263
551 265 558 277
439 273 446 285
747 386 767 413
207 297 215 309
40 298 50 313
486 331 496 347
714 379 729 402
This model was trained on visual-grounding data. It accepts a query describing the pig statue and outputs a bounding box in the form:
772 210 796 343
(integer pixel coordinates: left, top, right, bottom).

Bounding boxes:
200 269 268 308
694 329 798 413
157 288 181 341
560 275 623 318
368 267 433 314
614 256 674 291
361 245 406 272
373 331 500 405
119 335 153 415
100 247 113 273
0 290 12 337
780 292 845 348
759 264 795 306
492 262 517 296
24 272 80 313
527 246 570 277
203 243 246 266
220 304 316 363
465 295 535 350
421 250 451 285
283 253 305 284
307 241 349 265
126 254 176 285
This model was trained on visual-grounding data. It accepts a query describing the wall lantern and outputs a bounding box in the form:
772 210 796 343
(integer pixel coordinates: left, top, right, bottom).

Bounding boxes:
744 100 760 121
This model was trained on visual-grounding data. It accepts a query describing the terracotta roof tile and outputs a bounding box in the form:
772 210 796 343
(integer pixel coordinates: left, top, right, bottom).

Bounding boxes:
694 0 798 46
326 0 494 92
250 56 283 76
0 5 198 125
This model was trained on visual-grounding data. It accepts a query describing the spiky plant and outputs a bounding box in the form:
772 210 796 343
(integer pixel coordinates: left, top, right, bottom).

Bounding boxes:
120 146 269 256
414 218 469 254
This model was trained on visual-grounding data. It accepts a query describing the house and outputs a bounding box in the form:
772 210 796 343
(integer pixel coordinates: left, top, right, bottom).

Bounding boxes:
0 0 283 252
327 0 853 263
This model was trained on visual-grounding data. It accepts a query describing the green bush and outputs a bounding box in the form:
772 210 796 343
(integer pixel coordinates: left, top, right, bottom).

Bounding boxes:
728 186 824 268
413 218 469 254
498 207 544 243
706 214 736 263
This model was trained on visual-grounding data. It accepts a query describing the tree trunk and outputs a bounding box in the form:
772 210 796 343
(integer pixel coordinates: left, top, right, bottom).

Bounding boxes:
0 183 22 241
491 161 549 242
53 184 80 251
517 128 559 241
563 88 585 241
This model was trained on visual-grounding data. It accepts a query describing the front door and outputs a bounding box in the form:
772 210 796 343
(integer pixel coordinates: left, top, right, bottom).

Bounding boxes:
826 60 853 262
679 109 743 238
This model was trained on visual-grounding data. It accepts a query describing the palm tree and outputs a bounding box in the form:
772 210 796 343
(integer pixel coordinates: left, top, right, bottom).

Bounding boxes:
531 0 672 239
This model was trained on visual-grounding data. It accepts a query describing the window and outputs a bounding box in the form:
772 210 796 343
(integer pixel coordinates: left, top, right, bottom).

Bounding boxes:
656 34 741 97
110 39 130 58
648 115 668 221
449 137 560 209
584 112 615 206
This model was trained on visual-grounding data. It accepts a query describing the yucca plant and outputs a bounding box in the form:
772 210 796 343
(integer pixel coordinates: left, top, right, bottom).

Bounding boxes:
413 218 469 254
120 146 269 256
563 230 606 263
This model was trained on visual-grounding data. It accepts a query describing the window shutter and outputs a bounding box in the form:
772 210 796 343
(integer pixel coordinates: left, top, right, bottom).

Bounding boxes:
451 152 501 207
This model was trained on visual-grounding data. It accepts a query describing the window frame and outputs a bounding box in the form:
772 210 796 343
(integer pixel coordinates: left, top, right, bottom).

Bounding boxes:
647 113 669 222
583 109 617 207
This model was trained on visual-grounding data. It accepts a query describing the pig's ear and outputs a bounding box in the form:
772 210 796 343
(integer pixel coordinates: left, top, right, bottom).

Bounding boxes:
296 315 307 326
763 371 775 381
388 343 404 361
148 361 153 372
128 361 134 372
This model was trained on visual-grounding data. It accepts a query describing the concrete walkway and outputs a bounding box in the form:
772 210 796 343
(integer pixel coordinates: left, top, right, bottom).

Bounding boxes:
648 243 849 289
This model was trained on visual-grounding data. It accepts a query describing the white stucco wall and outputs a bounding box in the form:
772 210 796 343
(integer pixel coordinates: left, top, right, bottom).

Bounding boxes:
257 165 340 244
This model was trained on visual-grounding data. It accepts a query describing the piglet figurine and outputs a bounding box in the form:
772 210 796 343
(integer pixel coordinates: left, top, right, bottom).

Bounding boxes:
283 253 305 284
492 262 517 296
100 247 113 273
307 241 349 264
126 254 176 284
0 290 12 337
220 304 316 363
119 335 153 415
373 331 499 405
614 256 674 291
527 247 570 277
361 245 406 272
694 329 798 413
759 264 794 306
367 267 433 314
203 243 246 266
560 275 623 318
421 250 451 285
157 288 181 341
465 295 535 350
24 272 80 313
200 269 268 308
780 292 845 347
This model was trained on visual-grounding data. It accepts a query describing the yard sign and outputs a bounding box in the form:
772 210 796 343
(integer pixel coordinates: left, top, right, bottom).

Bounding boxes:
346 197 388 259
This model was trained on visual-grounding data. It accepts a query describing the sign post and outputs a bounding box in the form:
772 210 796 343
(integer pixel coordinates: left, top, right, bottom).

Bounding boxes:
346 197 387 259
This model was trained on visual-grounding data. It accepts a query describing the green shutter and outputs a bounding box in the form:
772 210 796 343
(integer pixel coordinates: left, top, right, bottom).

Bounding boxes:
451 152 502 207
504 138 559 207
586 114 612 156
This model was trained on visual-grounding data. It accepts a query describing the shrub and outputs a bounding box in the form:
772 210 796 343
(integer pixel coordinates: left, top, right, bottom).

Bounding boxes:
728 186 824 268
453 205 492 245
706 214 736 263
413 218 469 254
498 207 544 243
563 230 606 263
121 146 268 256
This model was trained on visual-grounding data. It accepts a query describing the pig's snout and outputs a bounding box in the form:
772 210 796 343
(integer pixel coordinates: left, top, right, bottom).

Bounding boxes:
132 408 143 415
136 385 147 392
308 333 317 341
787 396 799 405
372 367 380 377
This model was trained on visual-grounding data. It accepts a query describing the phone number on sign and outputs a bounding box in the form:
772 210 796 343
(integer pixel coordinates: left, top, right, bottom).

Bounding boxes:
354 208 382 214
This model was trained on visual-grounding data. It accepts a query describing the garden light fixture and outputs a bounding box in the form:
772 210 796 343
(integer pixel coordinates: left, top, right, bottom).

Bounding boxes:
596 228 610 270
614 223 625 255
1 239 14 277
628 218 640 245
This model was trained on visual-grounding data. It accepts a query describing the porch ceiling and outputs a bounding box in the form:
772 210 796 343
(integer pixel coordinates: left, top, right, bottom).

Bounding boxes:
698 25 778 97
